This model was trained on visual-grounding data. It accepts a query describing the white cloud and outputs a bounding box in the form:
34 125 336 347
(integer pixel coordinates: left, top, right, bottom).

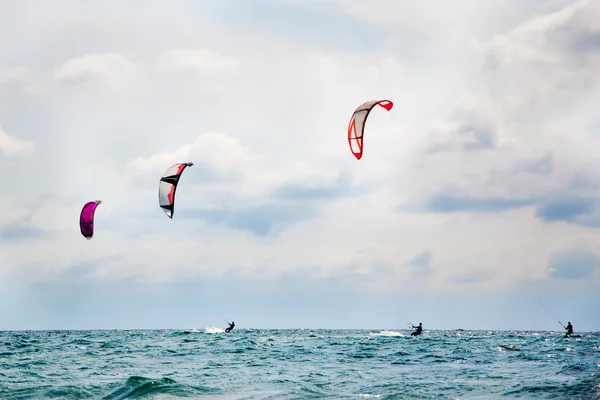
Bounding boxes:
0 126 35 158
72 130 348 215
0 66 41 96
159 48 239 73
478 0 600 102
54 52 140 91
394 0 600 204
0 67 31 87
128 132 253 177
0 196 30 228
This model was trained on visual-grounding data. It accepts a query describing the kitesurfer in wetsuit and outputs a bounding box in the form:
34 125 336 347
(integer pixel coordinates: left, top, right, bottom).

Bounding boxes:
564 321 573 337
225 321 235 333
411 323 423 336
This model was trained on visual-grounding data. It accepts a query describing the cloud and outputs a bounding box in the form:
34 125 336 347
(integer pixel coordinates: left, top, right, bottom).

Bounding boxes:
422 193 533 213
107 132 357 237
184 203 313 237
54 52 139 91
546 248 600 279
273 170 357 201
0 126 363 283
448 270 495 285
126 132 253 186
534 196 598 225
0 67 40 94
0 126 35 158
0 225 45 241
424 110 499 153
478 0 600 112
0 67 30 86
0 194 74 245
407 250 433 278
0 196 32 232
393 0 600 225
159 48 239 73
510 153 554 176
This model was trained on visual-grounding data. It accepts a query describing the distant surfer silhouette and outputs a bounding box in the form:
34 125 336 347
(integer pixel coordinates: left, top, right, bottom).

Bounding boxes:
411 323 423 336
225 321 235 333
564 321 573 337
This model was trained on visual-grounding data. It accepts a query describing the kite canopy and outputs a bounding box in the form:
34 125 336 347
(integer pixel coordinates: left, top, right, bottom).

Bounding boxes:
158 162 193 219
80 200 102 240
347 99 393 160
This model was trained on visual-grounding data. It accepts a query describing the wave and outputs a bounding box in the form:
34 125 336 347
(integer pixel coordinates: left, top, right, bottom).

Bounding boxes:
205 326 225 334
103 376 220 399
369 330 404 337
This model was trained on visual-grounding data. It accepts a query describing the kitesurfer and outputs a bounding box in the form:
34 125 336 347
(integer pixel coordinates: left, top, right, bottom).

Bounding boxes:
225 321 235 333
564 321 573 337
411 323 423 336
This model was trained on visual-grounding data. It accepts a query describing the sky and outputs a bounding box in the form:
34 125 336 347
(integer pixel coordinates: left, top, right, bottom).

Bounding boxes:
1 0 600 331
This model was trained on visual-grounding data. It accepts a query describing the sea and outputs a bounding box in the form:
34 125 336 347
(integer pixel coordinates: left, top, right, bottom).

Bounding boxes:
1 328 598 399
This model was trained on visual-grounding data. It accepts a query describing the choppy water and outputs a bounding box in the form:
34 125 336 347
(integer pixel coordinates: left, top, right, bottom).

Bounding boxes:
1 329 598 399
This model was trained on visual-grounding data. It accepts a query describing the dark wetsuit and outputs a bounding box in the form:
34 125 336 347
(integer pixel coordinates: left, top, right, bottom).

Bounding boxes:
565 322 573 336
411 324 423 336
225 322 235 333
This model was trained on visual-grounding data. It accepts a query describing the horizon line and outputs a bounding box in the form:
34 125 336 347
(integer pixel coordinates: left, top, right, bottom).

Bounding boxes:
1 328 594 333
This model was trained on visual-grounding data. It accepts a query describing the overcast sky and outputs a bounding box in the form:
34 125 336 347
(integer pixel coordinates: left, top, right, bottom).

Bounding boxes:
1 0 599 331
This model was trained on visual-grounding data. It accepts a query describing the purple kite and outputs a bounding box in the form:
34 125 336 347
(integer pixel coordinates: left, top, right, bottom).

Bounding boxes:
80 200 102 240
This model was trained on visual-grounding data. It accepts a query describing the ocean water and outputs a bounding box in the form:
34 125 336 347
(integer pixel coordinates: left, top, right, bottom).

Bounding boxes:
1 329 599 399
